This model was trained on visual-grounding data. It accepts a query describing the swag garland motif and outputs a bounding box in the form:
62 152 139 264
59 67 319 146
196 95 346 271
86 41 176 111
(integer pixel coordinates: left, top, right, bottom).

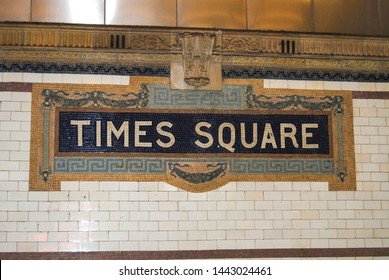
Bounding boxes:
41 84 149 108
246 85 344 113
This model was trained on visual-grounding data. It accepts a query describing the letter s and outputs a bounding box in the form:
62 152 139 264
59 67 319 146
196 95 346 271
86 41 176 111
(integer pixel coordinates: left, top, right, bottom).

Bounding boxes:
156 121 175 148
194 122 214 149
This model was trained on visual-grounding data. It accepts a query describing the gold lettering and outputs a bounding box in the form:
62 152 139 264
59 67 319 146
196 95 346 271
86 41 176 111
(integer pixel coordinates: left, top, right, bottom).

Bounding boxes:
280 123 298 148
218 122 236 153
261 123 277 149
107 121 129 147
96 120 101 147
240 123 258 149
302 123 319 149
156 121 175 148
135 121 152 148
194 122 214 149
70 120 90 147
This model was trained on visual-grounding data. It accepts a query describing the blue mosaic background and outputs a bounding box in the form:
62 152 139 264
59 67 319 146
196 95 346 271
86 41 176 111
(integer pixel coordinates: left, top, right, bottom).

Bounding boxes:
58 111 330 155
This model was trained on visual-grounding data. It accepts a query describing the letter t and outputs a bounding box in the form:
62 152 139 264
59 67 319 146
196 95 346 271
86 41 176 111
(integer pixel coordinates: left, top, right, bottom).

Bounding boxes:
70 120 91 147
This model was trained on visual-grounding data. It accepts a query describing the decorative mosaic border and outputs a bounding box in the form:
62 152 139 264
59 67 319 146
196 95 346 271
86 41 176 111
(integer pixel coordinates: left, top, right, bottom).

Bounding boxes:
2 62 389 82
53 157 334 175
0 63 169 77
29 78 355 192
222 68 389 82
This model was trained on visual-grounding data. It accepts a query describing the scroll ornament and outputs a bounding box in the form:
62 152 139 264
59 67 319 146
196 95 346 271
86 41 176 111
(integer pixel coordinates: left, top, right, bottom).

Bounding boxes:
179 33 216 89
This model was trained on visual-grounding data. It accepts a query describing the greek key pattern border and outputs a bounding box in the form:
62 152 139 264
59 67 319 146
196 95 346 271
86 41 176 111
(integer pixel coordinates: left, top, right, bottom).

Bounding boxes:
54 157 334 175
148 84 245 109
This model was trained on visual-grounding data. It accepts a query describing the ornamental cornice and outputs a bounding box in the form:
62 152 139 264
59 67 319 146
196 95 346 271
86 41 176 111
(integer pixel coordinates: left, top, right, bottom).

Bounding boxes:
1 23 389 76
1 23 389 59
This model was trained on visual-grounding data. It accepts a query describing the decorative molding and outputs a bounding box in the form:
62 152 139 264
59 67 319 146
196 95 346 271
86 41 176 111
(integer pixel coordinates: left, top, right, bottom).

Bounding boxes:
222 36 263 53
129 34 175 51
1 24 389 85
178 32 216 88
1 23 389 82
1 24 389 58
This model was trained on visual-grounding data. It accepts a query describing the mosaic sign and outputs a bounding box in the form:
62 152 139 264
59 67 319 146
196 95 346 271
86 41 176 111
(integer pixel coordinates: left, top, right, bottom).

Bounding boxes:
30 78 355 192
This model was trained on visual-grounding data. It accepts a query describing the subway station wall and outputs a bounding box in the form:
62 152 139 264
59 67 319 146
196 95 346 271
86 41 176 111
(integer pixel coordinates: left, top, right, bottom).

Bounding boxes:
1 0 389 36
0 72 388 254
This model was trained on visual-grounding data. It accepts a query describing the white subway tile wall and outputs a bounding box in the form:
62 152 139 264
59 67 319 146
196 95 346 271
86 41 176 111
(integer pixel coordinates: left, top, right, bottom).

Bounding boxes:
0 73 388 253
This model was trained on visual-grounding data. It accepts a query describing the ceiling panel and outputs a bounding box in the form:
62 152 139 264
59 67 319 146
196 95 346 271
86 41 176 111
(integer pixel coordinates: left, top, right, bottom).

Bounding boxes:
178 0 246 29
31 0 104 24
248 0 314 32
0 0 30 22
314 0 380 36
106 0 176 26
379 0 389 36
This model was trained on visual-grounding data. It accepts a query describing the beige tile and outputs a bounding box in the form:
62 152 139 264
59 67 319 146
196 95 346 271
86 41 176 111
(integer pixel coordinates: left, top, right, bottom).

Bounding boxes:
99 241 119 251
269 79 288 89
341 82 359 91
158 241 178 250
22 73 43 83
80 242 99 252
62 74 83 84
119 241 139 251
82 74 102 84
3 73 23 82
102 75 123 85
311 239 329 248
287 80 306 89
306 80 324 90
99 181 119 191
178 241 197 250
43 74 63 83
38 242 59 252
376 83 389 92
324 81 341 90
17 242 38 252
358 82 376 91
122 76 130 85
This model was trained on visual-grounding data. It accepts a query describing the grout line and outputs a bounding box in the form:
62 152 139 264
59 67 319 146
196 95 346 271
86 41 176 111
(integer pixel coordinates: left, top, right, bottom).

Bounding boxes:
246 0 249 30
30 0 32 22
176 0 179 28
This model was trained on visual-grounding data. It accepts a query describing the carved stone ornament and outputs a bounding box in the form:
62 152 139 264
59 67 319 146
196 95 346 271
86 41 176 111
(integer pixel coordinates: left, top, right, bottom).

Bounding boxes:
178 33 216 89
